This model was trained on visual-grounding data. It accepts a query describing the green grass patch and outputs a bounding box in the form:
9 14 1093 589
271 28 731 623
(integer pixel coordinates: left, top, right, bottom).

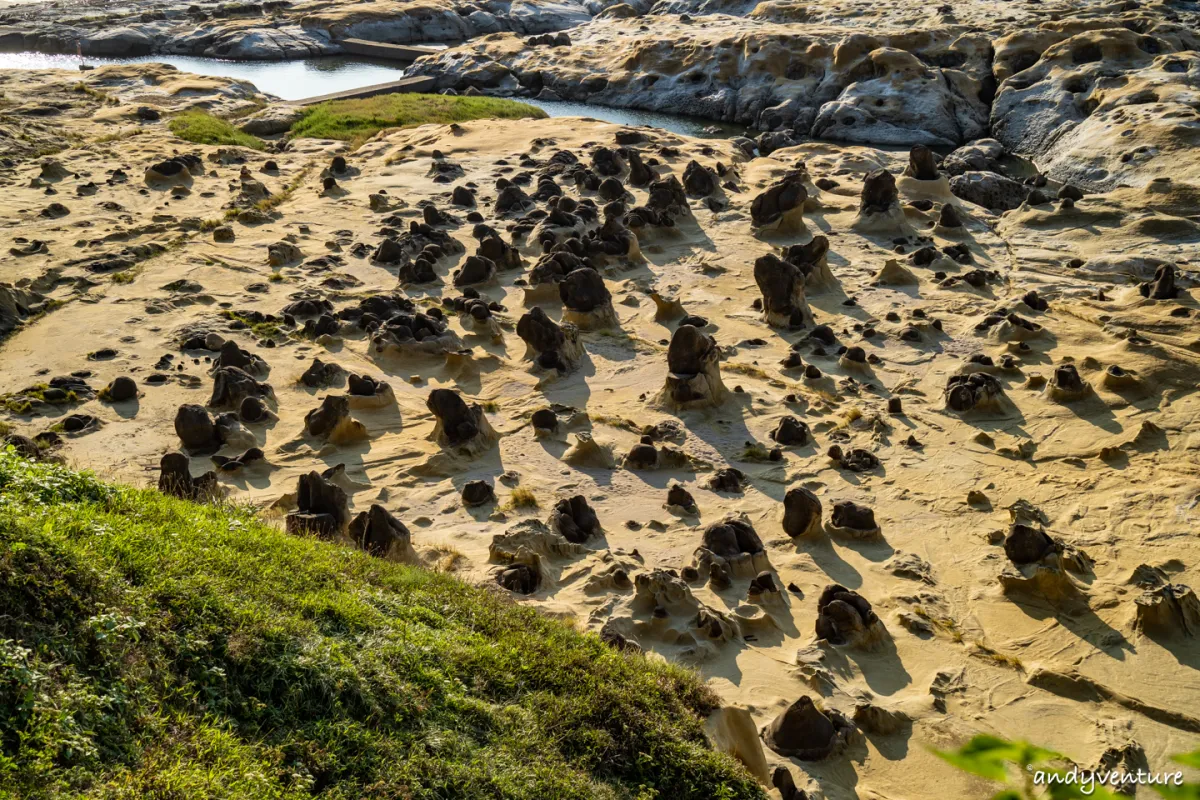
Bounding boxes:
289 94 548 148
0 450 764 799
168 111 265 150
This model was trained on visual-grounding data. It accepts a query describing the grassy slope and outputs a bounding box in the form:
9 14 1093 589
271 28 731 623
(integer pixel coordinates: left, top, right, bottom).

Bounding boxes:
0 450 765 800
168 112 266 150
289 94 548 145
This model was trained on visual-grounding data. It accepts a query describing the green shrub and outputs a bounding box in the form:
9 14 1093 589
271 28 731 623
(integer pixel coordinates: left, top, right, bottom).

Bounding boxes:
0 450 764 800
168 111 265 150
289 93 548 147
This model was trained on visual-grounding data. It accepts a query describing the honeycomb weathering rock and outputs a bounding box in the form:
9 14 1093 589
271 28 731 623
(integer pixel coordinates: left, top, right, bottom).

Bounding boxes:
410 17 995 146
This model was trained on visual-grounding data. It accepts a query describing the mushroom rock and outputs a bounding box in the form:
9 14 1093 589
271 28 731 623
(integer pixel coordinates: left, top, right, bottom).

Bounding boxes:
986 312 1044 343
348 504 417 562
646 175 689 222
562 433 617 468
708 467 746 493
627 149 654 186
426 388 498 454
285 470 350 538
591 146 624 176
871 259 919 286
904 145 940 181
772 766 811 800
592 213 642 262
559 267 618 330
461 479 495 507
781 235 836 291
751 172 807 234
782 486 822 538
694 517 769 582
145 154 200 187
827 500 881 539
623 442 661 470
835 448 881 473
300 358 344 388
210 447 265 473
209 366 274 410
754 254 814 328
157 452 217 501
630 569 738 659
666 482 698 513
239 396 273 423
1130 565 1200 639
516 306 584 373
771 416 811 446
531 407 559 436
1045 364 1092 402
528 249 587 293
937 203 963 229
815 584 888 648
369 311 462 356
1100 364 1140 392
101 376 138 402
853 169 910 233
654 324 727 410
761 696 855 761
838 346 869 371
455 296 501 341
476 234 522 270
174 403 220 453
944 372 1007 413
267 241 303 267
683 160 718 197
304 395 368 445
452 254 496 287
494 183 534 215
549 495 601 544
999 523 1091 600
490 518 586 565
1140 264 1180 300
346 374 395 409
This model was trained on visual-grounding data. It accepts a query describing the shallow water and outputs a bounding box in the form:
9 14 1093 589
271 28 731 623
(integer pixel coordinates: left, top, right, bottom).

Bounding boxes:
0 51 746 137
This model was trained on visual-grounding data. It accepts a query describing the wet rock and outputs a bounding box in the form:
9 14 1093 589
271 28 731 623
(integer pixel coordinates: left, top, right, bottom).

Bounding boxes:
762 696 855 761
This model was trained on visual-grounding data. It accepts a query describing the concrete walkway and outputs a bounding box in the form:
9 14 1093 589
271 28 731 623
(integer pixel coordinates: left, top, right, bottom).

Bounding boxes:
296 75 437 106
340 39 442 62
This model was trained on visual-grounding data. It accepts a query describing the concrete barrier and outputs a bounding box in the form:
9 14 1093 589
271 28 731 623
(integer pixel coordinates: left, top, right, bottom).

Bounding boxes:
296 75 438 106
340 39 442 62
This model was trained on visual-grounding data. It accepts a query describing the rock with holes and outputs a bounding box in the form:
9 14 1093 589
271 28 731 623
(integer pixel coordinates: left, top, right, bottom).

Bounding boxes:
517 306 584 373
549 495 601 543
693 517 769 585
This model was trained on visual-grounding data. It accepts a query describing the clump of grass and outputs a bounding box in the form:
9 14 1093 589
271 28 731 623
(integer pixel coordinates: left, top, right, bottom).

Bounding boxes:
480 399 500 413
0 421 11 436
509 486 539 509
254 162 312 213
0 450 764 799
267 270 284 282
71 82 115 104
221 310 281 340
291 93 547 149
168 111 265 150
738 441 776 462
588 413 638 432
198 217 224 231
109 270 135 284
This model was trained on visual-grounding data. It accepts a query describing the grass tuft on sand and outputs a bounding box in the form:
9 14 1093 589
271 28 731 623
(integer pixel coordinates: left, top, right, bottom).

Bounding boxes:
0 449 765 800
168 111 265 150
289 94 548 147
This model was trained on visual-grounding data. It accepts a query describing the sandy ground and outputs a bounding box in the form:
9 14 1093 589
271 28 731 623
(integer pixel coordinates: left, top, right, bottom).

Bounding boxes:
2 65 1199 799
